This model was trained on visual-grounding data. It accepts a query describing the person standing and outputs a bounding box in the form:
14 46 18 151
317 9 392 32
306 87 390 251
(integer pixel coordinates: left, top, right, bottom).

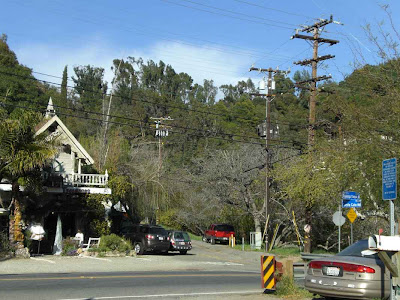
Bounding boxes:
28 222 45 255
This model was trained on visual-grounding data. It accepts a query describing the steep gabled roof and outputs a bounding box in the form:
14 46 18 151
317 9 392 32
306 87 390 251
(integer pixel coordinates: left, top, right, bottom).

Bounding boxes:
35 99 94 165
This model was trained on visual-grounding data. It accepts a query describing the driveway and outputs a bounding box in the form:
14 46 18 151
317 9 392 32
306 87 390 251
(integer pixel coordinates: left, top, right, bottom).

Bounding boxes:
0 240 264 275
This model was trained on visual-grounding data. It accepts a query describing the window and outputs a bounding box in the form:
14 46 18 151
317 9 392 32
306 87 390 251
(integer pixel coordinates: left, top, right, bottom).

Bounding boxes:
214 225 234 232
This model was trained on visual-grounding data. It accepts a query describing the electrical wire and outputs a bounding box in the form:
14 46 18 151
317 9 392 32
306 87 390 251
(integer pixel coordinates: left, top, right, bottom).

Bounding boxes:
0 96 271 146
178 0 298 27
15 97 266 143
52 0 295 59
232 0 314 19
160 0 293 30
0 68 309 130
9 0 292 62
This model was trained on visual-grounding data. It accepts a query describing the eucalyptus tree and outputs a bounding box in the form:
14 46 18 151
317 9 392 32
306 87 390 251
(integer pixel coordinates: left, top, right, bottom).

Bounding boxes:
72 65 107 111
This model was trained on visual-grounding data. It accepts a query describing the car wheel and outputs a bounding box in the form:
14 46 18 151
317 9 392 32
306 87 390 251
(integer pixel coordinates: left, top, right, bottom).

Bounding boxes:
134 242 144 255
202 236 208 243
180 250 187 255
211 237 215 245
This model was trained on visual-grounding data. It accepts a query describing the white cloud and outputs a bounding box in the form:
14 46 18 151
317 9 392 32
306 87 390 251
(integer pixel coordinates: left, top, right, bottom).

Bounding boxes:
14 39 260 95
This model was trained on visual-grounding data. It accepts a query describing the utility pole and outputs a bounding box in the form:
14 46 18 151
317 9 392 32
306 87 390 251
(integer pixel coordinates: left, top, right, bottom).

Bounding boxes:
291 15 340 253
250 67 289 251
150 116 173 224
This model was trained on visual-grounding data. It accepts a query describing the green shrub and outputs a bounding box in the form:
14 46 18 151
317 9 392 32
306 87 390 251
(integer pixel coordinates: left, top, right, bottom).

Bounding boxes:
61 239 78 256
23 230 33 249
99 234 132 253
0 232 14 256
90 219 110 237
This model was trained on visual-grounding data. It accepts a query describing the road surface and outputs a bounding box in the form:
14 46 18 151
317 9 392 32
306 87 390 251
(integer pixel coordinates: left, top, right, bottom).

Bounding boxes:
0 270 263 300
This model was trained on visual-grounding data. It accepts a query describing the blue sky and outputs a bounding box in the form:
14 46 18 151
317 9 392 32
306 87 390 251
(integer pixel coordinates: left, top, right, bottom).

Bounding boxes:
2 0 399 90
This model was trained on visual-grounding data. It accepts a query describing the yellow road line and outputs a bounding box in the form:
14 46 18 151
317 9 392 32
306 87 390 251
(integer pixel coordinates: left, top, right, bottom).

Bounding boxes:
0 273 257 282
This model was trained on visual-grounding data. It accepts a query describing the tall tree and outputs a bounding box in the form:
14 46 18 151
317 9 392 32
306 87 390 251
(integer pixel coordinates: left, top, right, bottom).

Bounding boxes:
61 65 68 104
0 110 57 248
72 65 107 111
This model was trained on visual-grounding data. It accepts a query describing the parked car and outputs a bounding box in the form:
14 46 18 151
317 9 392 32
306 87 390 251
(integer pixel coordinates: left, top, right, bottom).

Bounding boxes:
305 239 391 300
203 224 235 245
168 231 192 254
121 224 170 255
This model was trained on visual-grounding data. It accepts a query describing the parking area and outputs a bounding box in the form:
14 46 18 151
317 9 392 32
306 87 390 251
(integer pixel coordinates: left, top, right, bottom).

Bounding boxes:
0 240 264 275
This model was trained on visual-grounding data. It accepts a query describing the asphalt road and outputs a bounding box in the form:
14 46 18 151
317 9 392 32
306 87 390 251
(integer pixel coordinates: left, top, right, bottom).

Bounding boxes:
0 270 263 300
0 240 305 299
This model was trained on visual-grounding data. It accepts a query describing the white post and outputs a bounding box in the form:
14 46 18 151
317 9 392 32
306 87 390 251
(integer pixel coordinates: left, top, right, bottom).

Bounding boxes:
78 159 81 174
338 204 341 253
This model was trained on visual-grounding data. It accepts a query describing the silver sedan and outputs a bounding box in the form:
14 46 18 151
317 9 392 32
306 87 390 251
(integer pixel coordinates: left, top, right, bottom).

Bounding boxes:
305 239 391 299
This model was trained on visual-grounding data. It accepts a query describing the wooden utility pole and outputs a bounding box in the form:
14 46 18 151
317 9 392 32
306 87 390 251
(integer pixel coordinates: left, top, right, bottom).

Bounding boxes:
249 67 289 251
150 116 173 224
291 15 339 253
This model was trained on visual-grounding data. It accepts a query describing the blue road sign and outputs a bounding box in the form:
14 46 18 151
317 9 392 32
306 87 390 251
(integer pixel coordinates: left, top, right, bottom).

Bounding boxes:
342 191 361 208
382 158 397 200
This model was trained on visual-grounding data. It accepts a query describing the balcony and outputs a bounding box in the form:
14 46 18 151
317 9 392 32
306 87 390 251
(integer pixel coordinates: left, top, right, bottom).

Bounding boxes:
66 172 109 186
45 171 109 187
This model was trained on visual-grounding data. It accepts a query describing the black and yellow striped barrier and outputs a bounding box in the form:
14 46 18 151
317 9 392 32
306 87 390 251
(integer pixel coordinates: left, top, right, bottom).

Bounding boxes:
261 255 276 291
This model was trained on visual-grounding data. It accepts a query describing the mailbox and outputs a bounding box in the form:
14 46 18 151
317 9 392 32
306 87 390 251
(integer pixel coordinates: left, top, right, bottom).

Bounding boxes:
368 235 400 252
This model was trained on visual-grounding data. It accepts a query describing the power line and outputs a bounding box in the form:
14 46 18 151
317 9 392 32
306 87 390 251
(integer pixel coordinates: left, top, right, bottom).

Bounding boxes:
10 0 292 61
160 0 293 30
178 0 298 27
16 97 266 143
232 0 314 19
0 96 270 146
12 92 309 147
0 68 308 129
49 0 295 59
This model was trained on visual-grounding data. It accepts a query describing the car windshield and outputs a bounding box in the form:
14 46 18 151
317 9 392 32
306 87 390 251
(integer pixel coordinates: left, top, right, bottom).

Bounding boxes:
174 231 190 241
214 225 234 231
337 239 370 257
148 227 167 235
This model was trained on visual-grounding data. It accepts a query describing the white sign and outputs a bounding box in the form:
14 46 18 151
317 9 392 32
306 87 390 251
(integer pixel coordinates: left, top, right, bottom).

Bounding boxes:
332 211 346 226
66 187 112 194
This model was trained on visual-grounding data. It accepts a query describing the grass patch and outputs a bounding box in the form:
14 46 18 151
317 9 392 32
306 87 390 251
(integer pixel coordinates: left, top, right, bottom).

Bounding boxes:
188 232 202 241
232 243 264 252
276 275 312 298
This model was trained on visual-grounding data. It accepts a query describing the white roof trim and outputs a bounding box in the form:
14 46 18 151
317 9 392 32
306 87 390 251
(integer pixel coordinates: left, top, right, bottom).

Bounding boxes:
35 115 95 165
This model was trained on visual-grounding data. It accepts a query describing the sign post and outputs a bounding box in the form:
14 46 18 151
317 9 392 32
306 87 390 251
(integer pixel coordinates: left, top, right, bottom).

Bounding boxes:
346 208 357 244
382 158 397 235
342 191 361 247
382 158 397 300
333 207 346 252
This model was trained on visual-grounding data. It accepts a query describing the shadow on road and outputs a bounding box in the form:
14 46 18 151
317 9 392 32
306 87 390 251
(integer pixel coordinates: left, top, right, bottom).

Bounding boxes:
140 252 195 257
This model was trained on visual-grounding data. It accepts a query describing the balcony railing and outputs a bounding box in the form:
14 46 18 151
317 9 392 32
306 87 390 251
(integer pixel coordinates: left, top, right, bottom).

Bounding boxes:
45 171 109 187
66 173 109 186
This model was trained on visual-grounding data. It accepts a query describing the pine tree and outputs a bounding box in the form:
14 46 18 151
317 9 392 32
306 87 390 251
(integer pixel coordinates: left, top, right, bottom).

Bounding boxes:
61 65 68 103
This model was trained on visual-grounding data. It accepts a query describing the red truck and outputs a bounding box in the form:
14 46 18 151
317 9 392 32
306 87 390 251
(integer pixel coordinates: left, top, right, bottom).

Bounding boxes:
203 224 235 245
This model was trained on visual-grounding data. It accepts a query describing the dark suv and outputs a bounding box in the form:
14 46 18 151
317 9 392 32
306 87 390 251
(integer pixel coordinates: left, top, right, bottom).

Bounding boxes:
121 224 170 255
